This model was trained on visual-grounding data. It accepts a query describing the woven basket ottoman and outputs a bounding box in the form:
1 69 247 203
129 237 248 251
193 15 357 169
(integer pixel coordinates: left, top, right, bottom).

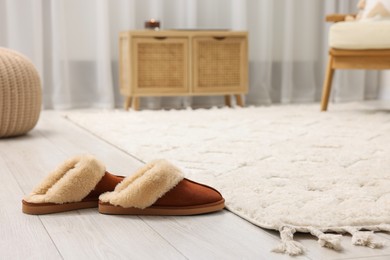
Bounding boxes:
0 48 42 138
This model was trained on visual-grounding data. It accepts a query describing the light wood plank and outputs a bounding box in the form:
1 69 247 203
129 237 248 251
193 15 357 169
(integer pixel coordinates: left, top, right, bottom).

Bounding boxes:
0 149 61 259
376 232 390 241
39 209 185 259
141 212 309 260
39 111 144 175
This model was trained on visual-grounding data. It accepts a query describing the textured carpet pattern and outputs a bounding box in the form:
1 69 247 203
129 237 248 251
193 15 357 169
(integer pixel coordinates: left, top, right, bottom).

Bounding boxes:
65 103 390 255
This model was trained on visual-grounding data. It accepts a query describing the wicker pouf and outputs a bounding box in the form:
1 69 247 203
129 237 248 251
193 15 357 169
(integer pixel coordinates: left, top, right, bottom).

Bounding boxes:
0 48 42 138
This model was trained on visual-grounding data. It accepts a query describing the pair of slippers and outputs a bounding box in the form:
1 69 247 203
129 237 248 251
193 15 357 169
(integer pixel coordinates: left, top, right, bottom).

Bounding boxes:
22 155 225 215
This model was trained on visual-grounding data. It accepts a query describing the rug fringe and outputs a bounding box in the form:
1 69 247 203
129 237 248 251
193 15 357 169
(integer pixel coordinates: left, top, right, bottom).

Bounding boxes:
345 228 384 249
272 226 305 256
309 228 342 250
272 225 389 256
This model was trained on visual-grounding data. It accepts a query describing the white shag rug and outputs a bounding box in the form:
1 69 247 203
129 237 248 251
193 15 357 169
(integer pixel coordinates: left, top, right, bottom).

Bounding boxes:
65 103 390 255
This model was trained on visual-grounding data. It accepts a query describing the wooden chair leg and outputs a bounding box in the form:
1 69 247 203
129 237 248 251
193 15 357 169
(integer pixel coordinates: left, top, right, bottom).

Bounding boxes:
235 94 244 107
225 95 232 107
321 54 335 112
124 96 132 111
132 97 140 111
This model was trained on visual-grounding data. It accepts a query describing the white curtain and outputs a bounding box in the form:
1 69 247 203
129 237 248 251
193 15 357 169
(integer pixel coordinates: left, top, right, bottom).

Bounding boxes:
0 0 379 109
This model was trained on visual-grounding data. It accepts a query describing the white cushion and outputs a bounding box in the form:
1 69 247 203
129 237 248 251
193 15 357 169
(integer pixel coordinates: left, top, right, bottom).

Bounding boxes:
329 20 390 49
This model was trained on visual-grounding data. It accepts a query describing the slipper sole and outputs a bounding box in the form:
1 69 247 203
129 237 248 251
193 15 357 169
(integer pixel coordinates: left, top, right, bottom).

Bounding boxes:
22 199 98 215
98 199 225 216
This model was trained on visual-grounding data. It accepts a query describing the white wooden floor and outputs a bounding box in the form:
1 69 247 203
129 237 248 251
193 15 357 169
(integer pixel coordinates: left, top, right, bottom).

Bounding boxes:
1 110 390 260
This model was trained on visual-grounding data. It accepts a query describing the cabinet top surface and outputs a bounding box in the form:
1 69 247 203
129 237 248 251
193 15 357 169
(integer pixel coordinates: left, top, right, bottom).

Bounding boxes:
120 30 248 37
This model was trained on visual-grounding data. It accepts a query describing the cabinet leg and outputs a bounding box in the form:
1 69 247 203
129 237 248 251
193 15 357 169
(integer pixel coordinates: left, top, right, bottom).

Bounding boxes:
235 94 244 107
133 97 140 111
225 95 232 107
124 96 132 111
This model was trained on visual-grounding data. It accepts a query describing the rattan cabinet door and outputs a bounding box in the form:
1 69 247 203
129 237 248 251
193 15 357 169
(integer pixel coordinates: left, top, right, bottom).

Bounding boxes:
132 37 189 94
192 36 248 94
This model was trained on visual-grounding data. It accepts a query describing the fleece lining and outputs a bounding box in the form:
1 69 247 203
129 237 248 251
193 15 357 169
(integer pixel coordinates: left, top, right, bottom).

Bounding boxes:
24 155 106 204
99 160 184 209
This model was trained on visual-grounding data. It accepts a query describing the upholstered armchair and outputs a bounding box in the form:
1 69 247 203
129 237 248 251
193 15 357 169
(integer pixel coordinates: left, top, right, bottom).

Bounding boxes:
321 13 390 111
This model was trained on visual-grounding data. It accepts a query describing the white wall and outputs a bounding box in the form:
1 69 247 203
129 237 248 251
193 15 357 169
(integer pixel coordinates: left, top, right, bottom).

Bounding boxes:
379 71 390 100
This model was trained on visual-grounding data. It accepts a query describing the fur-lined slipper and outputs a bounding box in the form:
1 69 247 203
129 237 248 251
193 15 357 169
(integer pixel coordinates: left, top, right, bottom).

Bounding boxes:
99 160 225 215
22 155 123 215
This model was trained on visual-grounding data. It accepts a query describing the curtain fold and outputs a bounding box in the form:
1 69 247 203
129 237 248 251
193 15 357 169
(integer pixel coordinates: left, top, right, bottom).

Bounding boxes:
0 0 379 109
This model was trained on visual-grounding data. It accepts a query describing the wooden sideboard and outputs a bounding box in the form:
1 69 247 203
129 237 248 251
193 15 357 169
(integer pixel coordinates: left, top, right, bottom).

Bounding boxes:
119 30 248 110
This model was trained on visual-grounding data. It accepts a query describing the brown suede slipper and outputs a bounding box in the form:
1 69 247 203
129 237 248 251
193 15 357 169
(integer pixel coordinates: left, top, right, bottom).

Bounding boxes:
98 160 225 215
22 155 123 215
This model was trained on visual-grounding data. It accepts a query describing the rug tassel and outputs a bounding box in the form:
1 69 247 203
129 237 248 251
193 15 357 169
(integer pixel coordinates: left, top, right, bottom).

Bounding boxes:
351 231 384 249
346 228 384 249
272 226 305 256
309 228 342 251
